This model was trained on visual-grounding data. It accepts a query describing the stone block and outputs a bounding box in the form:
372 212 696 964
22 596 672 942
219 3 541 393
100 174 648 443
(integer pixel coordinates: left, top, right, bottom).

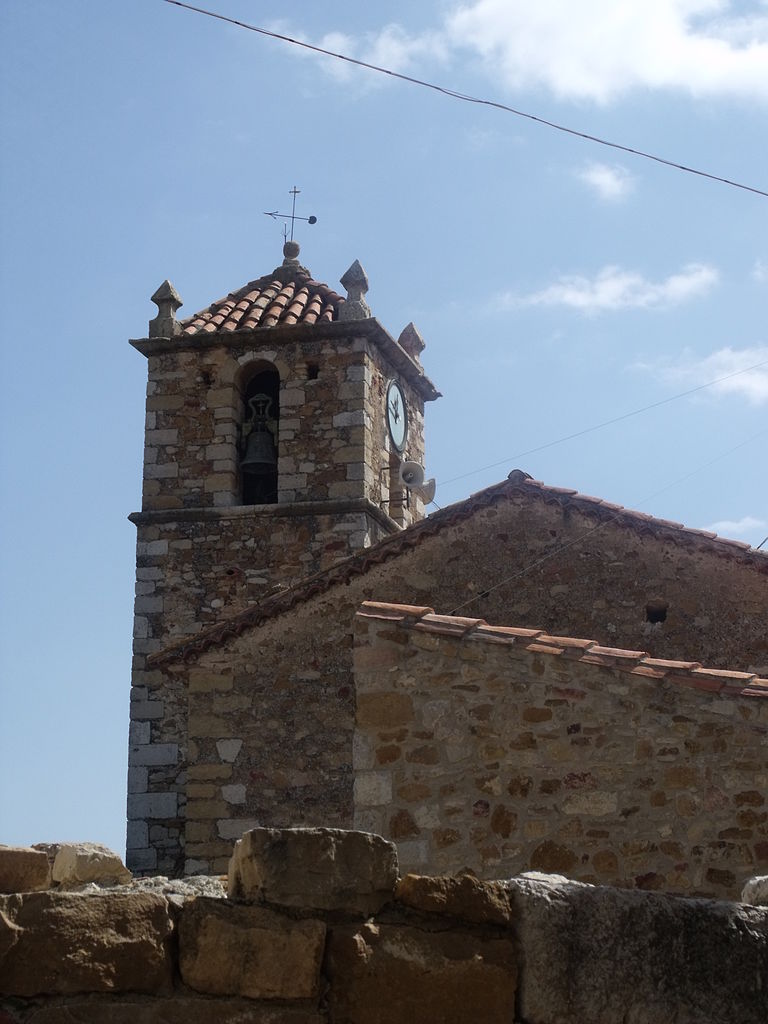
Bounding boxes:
0 846 51 894
216 738 243 763
129 742 177 765
353 772 392 807
506 873 768 1024
127 792 178 819
217 818 261 840
179 897 325 999
51 843 131 887
228 828 398 915
126 819 149 850
0 891 173 995
326 922 517 1024
395 873 512 925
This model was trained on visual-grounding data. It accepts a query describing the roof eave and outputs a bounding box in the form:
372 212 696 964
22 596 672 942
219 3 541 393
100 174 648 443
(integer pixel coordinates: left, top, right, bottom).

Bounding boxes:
129 317 441 402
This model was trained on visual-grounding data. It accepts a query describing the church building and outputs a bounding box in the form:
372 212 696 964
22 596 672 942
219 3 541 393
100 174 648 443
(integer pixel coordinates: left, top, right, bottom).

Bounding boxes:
127 242 768 899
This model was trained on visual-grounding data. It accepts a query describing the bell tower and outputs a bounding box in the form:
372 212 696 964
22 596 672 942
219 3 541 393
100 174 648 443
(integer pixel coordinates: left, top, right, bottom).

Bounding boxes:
126 242 440 874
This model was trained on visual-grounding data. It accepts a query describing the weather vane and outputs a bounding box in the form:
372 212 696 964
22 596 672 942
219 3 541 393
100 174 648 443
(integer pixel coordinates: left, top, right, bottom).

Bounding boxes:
263 186 317 242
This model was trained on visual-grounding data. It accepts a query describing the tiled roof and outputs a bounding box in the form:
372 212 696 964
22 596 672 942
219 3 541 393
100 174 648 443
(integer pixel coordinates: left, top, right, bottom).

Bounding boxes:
357 601 768 699
180 267 344 335
149 471 767 667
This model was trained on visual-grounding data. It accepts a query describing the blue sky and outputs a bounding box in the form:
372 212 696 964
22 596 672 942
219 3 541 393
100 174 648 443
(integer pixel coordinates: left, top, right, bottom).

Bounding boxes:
1 0 766 857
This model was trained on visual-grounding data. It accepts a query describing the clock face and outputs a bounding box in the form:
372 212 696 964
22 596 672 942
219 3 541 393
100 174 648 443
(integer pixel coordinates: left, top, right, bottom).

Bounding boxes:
386 380 408 452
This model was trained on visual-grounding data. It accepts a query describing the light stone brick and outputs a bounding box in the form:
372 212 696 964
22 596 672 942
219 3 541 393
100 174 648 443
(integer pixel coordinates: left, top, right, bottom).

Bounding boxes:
137 540 168 557
134 595 163 614
133 616 149 639
129 743 178 766
127 847 158 871
333 410 365 428
221 784 246 804
126 819 149 849
143 462 179 480
129 721 151 745
127 792 178 819
353 772 392 807
131 700 164 720
216 738 243 763
127 766 149 794
217 818 261 840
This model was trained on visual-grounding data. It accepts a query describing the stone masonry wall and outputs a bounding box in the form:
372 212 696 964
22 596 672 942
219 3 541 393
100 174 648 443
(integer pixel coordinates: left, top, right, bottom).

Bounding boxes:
2 829 767 1024
168 490 768 878
352 604 768 901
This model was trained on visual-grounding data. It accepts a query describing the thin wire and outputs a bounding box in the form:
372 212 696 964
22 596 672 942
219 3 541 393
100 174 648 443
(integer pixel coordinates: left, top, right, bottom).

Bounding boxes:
449 427 768 616
439 358 768 490
757 536 768 551
162 0 768 200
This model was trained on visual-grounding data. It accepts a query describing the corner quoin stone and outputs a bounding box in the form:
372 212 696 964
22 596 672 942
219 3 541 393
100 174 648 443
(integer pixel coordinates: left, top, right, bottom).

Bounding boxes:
228 827 398 915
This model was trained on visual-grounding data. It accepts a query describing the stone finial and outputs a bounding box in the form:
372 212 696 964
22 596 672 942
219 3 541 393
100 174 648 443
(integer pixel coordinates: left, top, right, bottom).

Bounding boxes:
149 280 182 338
338 260 371 321
398 322 425 360
507 469 533 485
282 240 301 265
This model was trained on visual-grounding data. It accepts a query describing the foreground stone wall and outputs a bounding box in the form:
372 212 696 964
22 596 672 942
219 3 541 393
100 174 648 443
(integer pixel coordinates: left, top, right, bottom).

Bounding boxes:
2 829 767 1024
353 604 768 900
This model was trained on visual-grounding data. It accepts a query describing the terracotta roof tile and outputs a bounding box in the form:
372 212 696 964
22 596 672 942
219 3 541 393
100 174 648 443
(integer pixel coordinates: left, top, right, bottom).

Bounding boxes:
357 602 768 699
148 472 767 667
180 267 344 335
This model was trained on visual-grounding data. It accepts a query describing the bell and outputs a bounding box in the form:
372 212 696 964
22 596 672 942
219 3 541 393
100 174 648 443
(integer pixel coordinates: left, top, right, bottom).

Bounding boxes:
241 423 277 474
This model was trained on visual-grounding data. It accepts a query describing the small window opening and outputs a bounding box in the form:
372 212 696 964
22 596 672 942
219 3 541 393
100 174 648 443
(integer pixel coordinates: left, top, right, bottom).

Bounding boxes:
306 362 320 380
645 599 668 624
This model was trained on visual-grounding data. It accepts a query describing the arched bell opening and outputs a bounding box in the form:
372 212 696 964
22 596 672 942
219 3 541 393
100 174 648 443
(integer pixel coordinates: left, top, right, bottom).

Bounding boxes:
238 361 280 505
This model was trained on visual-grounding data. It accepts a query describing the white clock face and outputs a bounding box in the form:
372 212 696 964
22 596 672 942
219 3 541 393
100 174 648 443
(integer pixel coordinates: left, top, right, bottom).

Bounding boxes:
386 380 408 452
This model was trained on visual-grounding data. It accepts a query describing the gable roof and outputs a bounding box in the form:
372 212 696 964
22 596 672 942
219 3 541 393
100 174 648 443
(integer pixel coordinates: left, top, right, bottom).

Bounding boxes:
180 265 344 335
356 601 768 699
149 470 768 668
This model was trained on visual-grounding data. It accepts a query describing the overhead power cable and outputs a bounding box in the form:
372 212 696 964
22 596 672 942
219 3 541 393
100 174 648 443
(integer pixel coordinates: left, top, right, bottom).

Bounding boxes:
163 0 768 200
438 357 768 490
449 427 768 616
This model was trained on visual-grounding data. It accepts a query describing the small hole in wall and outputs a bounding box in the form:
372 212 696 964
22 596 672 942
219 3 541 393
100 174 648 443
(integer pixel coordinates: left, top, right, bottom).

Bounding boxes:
307 362 320 380
200 370 213 387
645 600 668 624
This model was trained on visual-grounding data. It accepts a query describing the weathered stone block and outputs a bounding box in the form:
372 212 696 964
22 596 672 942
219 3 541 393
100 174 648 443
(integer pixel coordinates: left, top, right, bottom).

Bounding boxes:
395 873 512 925
228 828 398 914
0 891 173 995
0 847 51 894
506 872 768 1024
51 843 132 887
326 921 517 1024
179 897 325 999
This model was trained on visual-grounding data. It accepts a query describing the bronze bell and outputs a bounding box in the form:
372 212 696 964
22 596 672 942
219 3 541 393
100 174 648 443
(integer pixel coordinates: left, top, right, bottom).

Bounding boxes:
241 421 277 474
241 393 278 475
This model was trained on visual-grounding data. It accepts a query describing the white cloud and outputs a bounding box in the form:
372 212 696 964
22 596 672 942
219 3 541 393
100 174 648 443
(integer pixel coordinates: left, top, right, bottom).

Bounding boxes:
445 0 768 102
283 23 447 84
647 344 768 404
576 162 635 201
504 263 718 312
704 515 767 538
298 3 768 104
752 259 768 283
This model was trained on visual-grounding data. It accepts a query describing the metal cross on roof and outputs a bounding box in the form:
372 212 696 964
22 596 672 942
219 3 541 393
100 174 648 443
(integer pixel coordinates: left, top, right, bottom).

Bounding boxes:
263 186 317 242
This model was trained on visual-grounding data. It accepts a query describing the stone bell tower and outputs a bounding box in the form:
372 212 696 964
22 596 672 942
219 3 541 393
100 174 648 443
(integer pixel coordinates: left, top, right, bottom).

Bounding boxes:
126 241 440 874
